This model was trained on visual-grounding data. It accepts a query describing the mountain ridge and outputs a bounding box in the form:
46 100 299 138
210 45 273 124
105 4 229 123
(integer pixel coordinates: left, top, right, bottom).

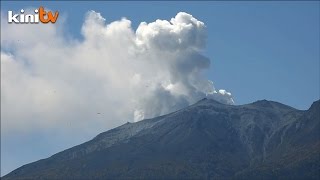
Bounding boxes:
3 99 320 179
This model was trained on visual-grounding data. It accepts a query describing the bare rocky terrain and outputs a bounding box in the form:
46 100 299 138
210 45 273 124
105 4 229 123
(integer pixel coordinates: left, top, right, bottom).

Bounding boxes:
3 98 320 179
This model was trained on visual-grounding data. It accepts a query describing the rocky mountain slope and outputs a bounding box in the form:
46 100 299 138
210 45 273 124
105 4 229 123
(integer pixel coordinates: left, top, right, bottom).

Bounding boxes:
3 99 320 179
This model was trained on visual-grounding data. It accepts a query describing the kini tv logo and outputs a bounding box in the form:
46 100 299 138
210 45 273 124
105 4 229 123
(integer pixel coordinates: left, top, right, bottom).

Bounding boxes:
8 6 59 24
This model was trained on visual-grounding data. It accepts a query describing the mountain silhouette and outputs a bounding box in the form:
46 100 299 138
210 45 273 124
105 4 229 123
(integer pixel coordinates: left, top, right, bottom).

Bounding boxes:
3 99 320 179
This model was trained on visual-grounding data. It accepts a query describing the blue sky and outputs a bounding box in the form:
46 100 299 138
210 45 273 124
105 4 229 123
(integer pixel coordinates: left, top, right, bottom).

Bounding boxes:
1 1 319 176
2 1 319 109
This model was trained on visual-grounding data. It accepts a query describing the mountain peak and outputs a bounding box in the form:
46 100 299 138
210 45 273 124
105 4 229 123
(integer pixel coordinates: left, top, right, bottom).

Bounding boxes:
252 99 273 107
194 97 231 107
196 97 222 104
248 99 297 112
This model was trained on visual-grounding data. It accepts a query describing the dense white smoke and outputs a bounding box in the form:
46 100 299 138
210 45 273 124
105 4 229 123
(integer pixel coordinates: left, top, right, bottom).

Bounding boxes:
1 11 234 134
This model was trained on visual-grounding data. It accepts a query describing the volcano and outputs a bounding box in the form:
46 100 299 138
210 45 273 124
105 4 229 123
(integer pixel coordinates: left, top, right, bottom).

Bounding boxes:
3 99 320 179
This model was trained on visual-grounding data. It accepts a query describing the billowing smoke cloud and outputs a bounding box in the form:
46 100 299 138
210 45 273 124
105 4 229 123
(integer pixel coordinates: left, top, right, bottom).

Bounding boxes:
1 11 234 135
